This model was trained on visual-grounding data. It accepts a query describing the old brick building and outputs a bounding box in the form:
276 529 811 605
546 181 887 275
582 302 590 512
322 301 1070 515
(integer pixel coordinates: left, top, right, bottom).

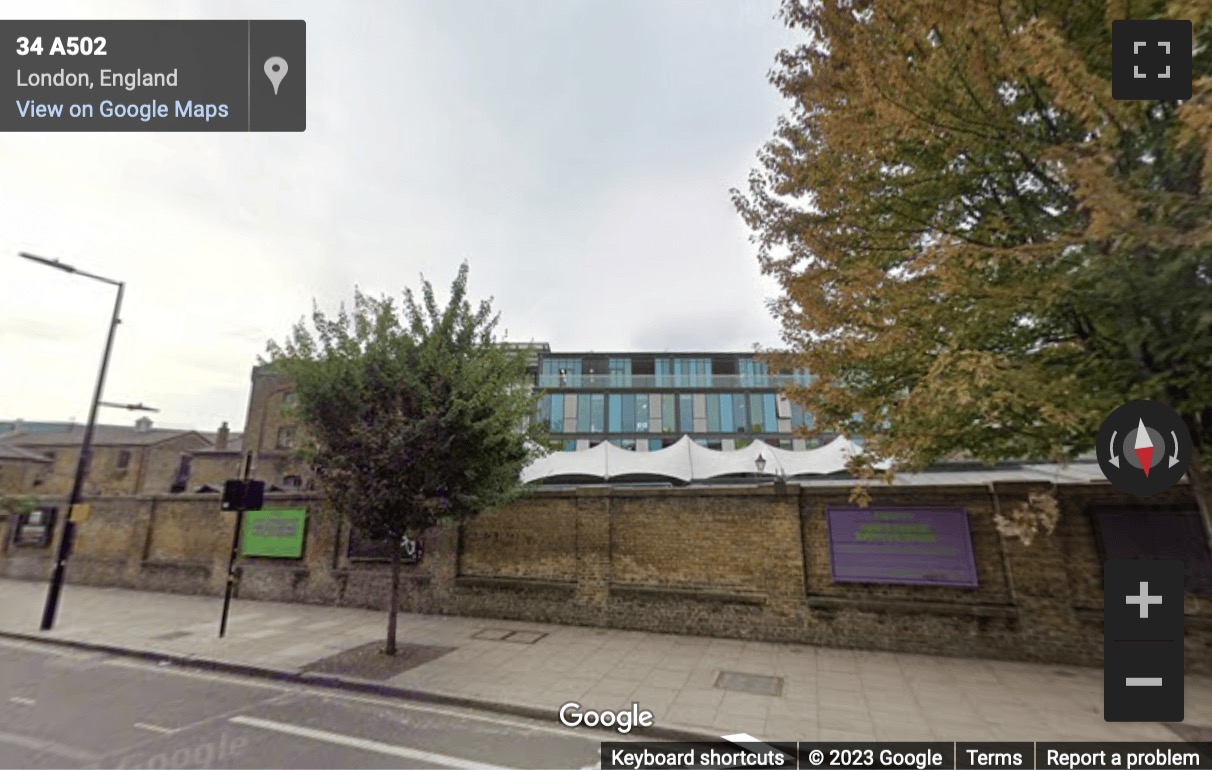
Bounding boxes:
0 444 51 494
0 418 213 496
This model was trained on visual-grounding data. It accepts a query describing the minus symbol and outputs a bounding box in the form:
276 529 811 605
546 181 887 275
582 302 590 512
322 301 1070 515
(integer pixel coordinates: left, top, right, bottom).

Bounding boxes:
1125 678 1163 686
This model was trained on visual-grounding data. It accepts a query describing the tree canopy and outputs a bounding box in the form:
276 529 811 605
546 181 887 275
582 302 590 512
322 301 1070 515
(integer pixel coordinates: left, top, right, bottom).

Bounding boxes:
265 263 545 651
735 0 1212 537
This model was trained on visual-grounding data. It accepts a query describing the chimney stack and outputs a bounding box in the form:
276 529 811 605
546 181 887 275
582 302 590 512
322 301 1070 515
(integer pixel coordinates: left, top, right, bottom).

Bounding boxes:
215 421 230 451
135 416 153 433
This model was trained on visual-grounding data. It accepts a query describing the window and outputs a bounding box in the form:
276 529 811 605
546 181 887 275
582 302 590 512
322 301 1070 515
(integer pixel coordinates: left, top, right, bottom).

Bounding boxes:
748 394 765 431
608 358 632 387
589 393 605 432
548 393 564 432
655 358 672 386
277 426 296 449
706 439 722 450
635 395 649 432
672 358 710 386
661 394 676 432
541 357 582 386
706 394 721 432
791 402 814 430
621 394 636 432
720 394 735 433
115 449 132 471
283 475 302 488
732 394 747 432
678 394 693 433
739 358 769 386
564 440 577 452
764 394 778 432
648 439 663 451
608 394 622 432
620 439 635 450
576 394 592 432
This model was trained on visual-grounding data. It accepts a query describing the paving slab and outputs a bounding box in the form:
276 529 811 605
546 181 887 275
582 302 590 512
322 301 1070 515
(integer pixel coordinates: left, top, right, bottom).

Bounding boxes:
0 577 1209 743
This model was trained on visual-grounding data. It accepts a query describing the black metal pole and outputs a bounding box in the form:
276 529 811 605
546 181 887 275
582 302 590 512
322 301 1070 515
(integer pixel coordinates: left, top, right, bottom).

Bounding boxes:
41 282 125 631
219 452 253 638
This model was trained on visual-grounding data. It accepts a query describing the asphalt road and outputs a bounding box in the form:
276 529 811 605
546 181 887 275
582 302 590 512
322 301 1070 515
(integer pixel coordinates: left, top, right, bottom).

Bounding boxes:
0 638 609 769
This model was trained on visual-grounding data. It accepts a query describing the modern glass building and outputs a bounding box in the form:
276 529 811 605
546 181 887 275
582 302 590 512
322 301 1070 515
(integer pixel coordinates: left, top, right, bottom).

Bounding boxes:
527 345 824 452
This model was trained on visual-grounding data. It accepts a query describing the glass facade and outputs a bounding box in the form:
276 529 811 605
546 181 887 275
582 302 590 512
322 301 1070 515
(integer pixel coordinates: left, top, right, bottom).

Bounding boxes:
534 352 817 450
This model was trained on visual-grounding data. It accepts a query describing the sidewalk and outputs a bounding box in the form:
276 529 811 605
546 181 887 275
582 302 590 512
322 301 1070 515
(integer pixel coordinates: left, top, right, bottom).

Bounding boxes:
1 578 1208 743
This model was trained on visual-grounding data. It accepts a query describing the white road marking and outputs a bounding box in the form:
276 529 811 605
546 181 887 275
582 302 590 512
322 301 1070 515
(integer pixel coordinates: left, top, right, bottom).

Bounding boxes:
9 696 35 705
6 636 639 743
133 722 177 734
107 654 613 740
0 729 100 762
229 715 513 770
304 690 620 739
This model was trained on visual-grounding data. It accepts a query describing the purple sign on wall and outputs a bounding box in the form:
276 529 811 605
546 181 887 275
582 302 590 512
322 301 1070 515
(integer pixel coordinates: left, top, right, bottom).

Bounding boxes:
826 506 979 587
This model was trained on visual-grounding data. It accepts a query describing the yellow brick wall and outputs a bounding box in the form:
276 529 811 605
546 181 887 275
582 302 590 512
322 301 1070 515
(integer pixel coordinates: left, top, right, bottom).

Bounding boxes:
459 495 578 580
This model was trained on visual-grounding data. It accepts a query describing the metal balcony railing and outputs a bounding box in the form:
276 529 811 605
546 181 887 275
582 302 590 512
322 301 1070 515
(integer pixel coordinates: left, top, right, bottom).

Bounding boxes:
535 373 812 389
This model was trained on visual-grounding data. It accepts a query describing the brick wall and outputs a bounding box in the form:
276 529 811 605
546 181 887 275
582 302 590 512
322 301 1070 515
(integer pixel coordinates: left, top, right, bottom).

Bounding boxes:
1 482 1208 673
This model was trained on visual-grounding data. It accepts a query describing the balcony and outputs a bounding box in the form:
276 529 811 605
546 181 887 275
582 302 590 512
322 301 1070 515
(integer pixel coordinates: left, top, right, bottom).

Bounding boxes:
535 373 812 389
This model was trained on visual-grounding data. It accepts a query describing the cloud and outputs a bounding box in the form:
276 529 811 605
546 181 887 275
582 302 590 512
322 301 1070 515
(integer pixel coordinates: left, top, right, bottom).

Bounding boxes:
0 0 798 429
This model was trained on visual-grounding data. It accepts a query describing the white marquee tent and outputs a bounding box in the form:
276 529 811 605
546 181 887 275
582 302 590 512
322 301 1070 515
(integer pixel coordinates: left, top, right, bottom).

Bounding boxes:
520 434 869 484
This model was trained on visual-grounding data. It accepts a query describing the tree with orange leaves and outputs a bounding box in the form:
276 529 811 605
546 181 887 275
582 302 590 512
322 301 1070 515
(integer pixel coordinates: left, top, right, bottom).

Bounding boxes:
735 0 1212 543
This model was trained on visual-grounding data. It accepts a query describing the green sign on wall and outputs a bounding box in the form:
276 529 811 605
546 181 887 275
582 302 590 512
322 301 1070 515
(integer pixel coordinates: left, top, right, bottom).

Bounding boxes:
241 508 307 558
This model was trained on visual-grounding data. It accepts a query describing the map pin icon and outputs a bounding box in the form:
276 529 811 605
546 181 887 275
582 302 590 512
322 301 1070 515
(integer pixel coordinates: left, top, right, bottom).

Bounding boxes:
264 57 288 95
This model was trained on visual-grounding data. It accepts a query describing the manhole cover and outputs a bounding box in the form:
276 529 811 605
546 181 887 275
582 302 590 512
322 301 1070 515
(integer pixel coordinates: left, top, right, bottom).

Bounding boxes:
471 628 547 644
151 631 193 641
503 630 546 644
715 671 783 696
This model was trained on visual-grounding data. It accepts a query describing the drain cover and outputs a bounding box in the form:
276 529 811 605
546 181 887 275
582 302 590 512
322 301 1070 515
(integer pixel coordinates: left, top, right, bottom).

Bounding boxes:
471 628 547 644
503 630 546 644
715 671 783 696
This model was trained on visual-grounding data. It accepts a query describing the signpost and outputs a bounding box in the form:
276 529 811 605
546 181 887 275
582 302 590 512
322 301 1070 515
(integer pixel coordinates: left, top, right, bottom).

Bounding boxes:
826 506 979 587
218 453 264 638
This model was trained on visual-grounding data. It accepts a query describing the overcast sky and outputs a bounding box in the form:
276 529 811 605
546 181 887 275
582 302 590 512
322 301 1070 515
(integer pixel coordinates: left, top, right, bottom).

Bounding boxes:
0 0 798 432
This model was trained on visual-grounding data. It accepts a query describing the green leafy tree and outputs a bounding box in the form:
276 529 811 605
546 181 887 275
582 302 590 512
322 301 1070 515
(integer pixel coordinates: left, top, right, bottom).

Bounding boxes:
735 0 1212 542
266 263 546 654
0 495 39 520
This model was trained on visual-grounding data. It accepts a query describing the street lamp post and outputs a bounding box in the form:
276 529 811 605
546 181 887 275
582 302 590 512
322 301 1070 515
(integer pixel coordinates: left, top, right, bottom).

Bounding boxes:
18 252 127 632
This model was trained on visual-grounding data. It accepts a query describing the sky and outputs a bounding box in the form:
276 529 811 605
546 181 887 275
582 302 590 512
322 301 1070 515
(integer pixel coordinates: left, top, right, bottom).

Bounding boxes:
0 0 800 432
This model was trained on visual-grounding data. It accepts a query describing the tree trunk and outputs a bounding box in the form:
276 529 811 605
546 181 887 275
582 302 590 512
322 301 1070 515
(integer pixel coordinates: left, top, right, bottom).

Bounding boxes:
1186 445 1212 553
385 539 401 656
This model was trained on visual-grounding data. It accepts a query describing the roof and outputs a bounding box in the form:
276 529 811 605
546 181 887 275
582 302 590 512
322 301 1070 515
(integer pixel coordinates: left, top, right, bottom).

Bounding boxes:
0 424 208 448
195 434 244 453
522 435 872 483
0 420 81 435
0 444 52 462
521 435 1114 488
790 462 1111 488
